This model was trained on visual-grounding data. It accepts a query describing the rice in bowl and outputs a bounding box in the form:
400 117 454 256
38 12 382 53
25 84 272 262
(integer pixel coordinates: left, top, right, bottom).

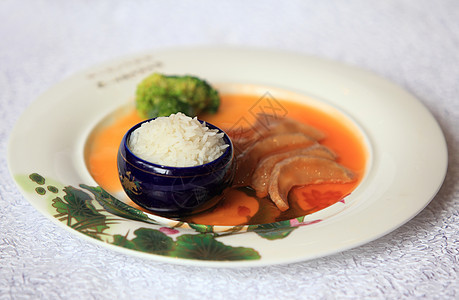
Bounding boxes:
128 112 229 167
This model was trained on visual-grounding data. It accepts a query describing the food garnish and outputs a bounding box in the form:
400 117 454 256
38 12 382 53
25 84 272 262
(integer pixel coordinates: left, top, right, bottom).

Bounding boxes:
135 73 220 118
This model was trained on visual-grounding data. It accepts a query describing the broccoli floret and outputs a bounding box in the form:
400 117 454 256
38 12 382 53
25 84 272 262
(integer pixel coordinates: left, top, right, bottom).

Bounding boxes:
135 73 220 118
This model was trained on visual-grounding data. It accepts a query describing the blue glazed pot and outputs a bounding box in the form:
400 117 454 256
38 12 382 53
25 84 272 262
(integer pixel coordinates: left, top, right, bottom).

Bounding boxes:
117 118 234 218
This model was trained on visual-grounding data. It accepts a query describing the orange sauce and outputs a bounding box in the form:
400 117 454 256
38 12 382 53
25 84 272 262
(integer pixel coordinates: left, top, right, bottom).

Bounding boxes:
86 110 142 192
85 94 368 225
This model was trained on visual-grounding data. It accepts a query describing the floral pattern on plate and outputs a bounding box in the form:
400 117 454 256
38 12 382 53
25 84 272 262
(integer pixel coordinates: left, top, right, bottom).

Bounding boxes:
17 173 324 261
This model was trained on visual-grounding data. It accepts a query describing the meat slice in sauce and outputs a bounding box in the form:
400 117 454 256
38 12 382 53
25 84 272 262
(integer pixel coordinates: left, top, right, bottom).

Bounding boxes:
268 156 355 211
226 114 325 153
226 125 262 155
233 133 317 187
254 114 325 141
251 144 337 198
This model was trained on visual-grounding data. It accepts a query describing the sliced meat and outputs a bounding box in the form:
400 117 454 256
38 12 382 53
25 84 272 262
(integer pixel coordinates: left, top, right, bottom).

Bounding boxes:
268 156 355 211
253 114 325 141
226 114 325 152
251 145 337 198
226 125 262 154
233 133 317 187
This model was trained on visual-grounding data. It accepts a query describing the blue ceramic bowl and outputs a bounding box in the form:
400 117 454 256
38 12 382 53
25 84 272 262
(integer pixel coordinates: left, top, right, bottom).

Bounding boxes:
117 118 234 218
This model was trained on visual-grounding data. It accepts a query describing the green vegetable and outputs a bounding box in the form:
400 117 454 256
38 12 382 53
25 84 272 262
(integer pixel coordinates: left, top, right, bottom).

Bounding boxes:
135 73 220 118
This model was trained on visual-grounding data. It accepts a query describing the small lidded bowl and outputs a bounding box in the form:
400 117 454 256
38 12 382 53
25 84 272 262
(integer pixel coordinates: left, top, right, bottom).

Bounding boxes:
117 115 234 218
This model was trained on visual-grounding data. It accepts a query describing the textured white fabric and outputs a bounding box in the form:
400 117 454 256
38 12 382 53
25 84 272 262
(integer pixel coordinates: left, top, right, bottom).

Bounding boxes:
1 1 458 299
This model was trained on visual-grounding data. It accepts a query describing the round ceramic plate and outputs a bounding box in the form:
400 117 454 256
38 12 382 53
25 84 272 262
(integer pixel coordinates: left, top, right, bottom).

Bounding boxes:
8 48 447 267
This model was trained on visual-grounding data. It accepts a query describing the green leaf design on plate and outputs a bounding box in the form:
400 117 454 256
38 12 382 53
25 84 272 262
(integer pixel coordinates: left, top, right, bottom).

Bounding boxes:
35 187 46 195
171 234 261 261
296 215 306 223
80 184 158 225
29 173 45 185
131 228 175 255
19 172 314 262
52 186 112 240
111 228 261 261
247 220 297 240
47 185 59 193
188 223 214 233
112 234 137 250
112 228 175 255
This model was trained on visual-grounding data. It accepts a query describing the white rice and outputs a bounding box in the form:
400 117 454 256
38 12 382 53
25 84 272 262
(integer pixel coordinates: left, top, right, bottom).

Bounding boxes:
128 112 229 167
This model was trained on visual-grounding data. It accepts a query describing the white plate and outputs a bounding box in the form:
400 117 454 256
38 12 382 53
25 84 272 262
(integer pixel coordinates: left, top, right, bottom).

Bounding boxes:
7 48 447 267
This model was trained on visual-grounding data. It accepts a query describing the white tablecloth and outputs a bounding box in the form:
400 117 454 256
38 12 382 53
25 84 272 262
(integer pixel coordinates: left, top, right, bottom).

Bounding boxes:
1 1 458 299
